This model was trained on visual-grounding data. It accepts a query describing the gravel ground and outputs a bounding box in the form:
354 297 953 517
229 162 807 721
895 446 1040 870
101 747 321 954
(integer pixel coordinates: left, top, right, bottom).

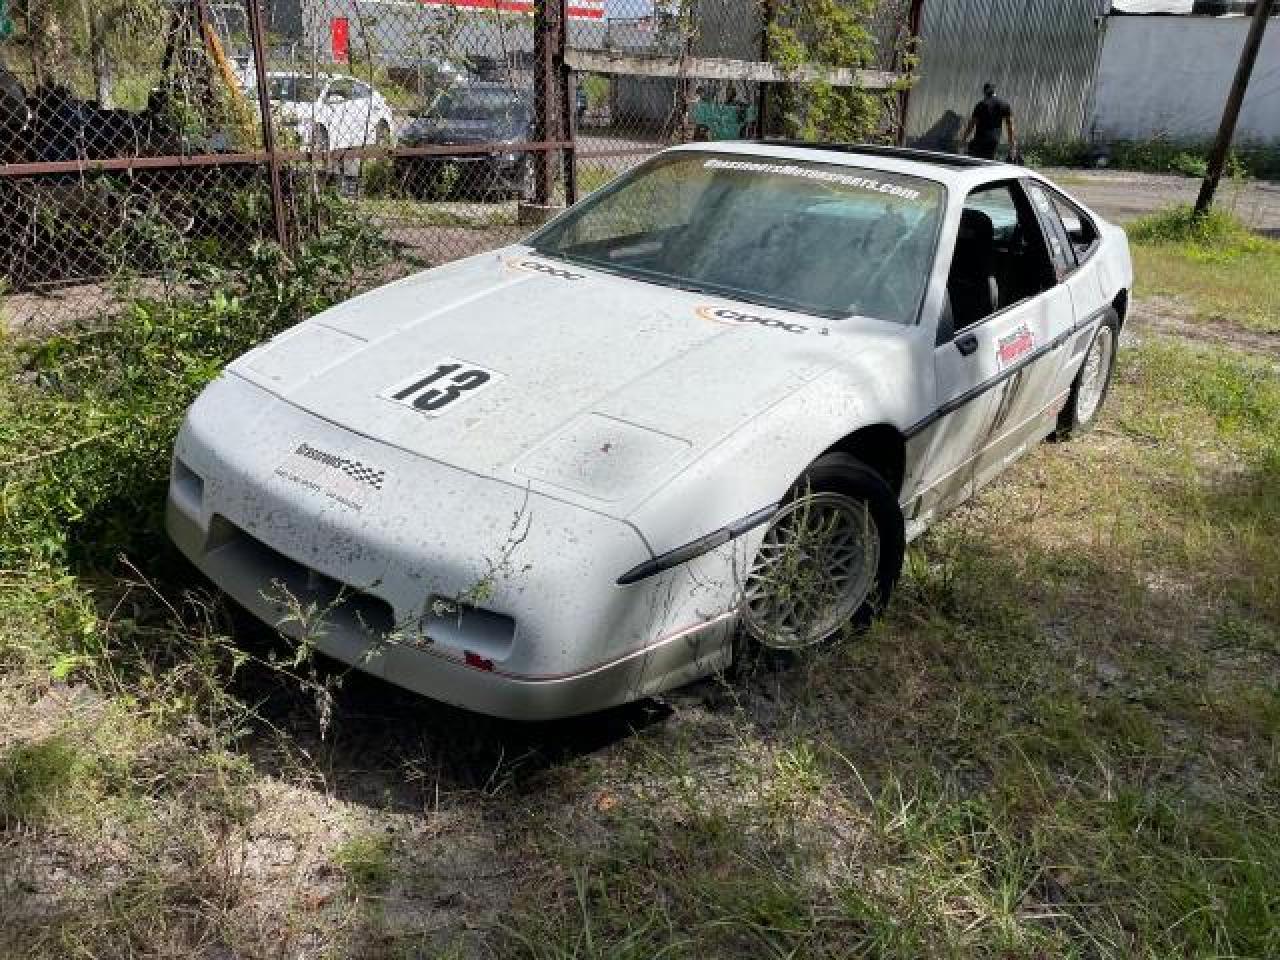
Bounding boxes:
1043 167 1280 233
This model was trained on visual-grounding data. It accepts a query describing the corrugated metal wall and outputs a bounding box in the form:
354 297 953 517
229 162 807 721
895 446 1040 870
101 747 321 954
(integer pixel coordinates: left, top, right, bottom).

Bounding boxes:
906 0 1109 148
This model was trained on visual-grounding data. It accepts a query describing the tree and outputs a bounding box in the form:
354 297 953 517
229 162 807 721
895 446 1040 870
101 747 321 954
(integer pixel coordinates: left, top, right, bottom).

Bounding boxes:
765 0 888 142
4 0 166 105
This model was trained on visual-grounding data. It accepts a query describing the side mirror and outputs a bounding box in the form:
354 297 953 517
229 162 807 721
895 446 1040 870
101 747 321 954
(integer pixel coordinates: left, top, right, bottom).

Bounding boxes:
1061 214 1086 243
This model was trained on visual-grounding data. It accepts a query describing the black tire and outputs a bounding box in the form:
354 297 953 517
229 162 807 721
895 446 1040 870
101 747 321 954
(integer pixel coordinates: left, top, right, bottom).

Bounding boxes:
739 452 905 652
1056 308 1119 440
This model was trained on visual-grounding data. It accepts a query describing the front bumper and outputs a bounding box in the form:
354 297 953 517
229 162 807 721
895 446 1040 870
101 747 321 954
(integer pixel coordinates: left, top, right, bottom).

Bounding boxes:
394 150 521 192
167 373 737 719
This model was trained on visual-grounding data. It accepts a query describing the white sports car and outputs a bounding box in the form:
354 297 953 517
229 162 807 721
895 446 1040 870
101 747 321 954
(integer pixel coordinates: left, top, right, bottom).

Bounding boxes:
167 142 1132 719
257 72 395 152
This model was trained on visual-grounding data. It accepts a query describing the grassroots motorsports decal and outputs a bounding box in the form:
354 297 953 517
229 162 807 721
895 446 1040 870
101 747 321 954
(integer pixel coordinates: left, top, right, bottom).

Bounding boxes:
702 157 925 202
997 324 1035 368
695 305 809 335
380 357 505 417
274 443 387 512
503 256 585 281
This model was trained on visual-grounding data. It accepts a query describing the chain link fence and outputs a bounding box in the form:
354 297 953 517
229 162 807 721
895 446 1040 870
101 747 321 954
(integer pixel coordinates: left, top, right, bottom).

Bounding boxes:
1 0 913 333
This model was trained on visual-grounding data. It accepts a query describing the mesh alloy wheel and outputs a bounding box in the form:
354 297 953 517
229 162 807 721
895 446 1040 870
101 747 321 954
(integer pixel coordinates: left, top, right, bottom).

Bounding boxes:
1076 324 1114 424
742 490 881 650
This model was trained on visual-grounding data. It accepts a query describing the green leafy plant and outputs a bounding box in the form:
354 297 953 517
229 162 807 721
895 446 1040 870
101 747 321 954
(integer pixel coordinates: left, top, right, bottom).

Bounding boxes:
765 0 890 142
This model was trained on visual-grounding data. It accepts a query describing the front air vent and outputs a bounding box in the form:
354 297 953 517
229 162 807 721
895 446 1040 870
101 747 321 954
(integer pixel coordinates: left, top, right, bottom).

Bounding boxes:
211 518 396 637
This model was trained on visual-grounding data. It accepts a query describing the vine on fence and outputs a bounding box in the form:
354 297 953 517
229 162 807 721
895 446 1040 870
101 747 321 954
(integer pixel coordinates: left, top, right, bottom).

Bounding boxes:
765 0 915 143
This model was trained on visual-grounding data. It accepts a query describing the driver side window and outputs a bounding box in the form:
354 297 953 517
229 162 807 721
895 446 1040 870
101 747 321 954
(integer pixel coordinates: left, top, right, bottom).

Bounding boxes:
326 77 354 102
946 182 1056 333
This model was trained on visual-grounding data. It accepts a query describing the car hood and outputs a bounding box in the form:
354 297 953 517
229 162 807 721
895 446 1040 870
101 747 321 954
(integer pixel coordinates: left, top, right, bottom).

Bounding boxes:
230 248 844 511
270 100 315 122
405 117 522 144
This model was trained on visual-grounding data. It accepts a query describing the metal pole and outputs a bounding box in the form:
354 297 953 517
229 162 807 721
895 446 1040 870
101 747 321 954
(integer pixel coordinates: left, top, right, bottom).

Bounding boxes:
559 0 577 205
895 0 924 147
1195 0 1274 217
757 0 775 138
246 0 290 250
532 0 558 205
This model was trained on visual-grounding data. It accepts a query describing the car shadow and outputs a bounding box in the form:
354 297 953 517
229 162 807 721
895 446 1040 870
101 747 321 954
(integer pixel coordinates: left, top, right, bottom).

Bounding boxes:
222 608 675 811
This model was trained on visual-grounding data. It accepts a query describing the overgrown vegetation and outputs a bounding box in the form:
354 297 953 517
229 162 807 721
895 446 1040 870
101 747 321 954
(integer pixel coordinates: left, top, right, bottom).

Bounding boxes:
1022 137 1280 180
1127 204 1280 333
494 323 1280 959
2 202 1278 958
764 0 910 142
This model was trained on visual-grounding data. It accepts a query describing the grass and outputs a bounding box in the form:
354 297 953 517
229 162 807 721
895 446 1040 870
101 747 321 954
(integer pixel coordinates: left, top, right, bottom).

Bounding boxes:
351 194 520 229
2 206 1278 957
1022 137 1280 180
1128 205 1280 334
334 833 396 896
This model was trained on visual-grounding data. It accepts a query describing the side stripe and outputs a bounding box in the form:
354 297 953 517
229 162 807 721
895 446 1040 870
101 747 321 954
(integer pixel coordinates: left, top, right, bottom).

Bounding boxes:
615 305 1114 586
904 305 1113 439
616 503 777 586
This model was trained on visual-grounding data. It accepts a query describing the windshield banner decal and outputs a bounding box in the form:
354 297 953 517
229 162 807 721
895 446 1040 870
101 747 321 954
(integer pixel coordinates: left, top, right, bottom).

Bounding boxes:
702 158 924 202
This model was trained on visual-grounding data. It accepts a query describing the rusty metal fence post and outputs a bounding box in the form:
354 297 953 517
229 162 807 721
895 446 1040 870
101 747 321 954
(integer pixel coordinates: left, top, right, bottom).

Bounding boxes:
245 0 290 251
532 0 560 206
559 0 578 206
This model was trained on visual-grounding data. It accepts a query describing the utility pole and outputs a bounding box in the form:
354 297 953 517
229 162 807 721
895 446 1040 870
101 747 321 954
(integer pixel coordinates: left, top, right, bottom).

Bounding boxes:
1195 0 1275 216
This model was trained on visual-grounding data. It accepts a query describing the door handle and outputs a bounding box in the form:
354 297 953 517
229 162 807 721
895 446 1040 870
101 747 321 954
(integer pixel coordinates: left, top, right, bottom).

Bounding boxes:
955 333 979 356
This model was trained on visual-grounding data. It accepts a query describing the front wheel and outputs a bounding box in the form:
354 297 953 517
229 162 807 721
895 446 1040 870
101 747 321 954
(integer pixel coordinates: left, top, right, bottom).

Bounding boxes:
741 453 904 650
1057 310 1119 440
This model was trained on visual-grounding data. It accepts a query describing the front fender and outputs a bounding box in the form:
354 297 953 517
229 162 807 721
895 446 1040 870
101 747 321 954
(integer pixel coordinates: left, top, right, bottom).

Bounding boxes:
625 362 922 559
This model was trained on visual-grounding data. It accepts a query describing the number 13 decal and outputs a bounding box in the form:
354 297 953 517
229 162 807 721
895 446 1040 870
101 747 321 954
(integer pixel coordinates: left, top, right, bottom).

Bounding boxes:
381 358 504 416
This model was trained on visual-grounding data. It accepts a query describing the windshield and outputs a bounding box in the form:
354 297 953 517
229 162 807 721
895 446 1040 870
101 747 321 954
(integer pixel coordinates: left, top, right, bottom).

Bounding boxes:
437 88 527 122
268 76 322 103
530 153 944 323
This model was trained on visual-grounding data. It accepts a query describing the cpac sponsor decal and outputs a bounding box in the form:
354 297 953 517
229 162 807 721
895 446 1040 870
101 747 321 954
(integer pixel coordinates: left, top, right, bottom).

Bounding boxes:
504 256 584 281
695 305 808 334
701 158 925 202
997 325 1035 368
274 442 386 511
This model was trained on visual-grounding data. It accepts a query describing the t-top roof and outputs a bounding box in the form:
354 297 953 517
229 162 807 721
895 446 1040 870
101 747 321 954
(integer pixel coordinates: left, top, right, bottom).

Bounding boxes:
753 140 996 168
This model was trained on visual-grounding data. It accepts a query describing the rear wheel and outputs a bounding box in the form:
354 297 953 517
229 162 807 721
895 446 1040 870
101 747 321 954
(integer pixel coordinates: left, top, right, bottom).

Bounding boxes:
741 453 904 650
1057 310 1119 439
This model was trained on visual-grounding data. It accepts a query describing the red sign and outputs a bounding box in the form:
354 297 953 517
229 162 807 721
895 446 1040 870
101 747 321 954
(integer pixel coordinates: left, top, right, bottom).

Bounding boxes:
417 0 605 19
331 17 350 63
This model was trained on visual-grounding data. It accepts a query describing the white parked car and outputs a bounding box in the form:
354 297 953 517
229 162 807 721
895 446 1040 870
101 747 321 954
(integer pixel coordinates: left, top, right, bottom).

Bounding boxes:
258 72 395 152
167 142 1132 720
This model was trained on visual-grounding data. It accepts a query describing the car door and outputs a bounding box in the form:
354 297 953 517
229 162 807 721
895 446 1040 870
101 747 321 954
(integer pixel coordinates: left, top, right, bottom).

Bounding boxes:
967 182 1078 490
1024 180 1112 400
323 76 356 148
913 180 1072 520
350 80 377 145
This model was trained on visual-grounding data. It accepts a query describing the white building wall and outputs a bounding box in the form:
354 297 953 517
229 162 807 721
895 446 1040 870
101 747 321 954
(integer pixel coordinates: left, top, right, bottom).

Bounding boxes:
1090 15 1280 143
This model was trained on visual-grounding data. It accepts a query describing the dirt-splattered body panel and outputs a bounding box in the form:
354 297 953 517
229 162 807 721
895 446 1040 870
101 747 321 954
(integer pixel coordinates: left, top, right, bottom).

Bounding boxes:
167 143 1132 718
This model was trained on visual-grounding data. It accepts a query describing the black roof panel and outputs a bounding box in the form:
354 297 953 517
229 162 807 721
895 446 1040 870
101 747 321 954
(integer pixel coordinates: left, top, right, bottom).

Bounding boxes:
752 140 998 168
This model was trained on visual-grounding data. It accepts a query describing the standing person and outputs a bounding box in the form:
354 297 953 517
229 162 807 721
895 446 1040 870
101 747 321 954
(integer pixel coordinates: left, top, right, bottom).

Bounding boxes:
960 82 1017 161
